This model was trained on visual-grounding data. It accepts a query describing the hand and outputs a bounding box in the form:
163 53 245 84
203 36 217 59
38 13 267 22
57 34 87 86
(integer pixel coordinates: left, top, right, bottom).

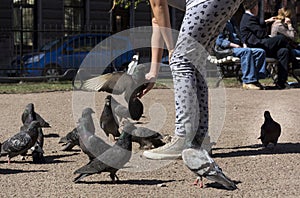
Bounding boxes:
284 17 291 24
138 72 157 98
265 17 276 23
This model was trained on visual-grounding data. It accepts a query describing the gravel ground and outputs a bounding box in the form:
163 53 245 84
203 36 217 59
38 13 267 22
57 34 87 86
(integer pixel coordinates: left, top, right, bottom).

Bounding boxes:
0 88 299 198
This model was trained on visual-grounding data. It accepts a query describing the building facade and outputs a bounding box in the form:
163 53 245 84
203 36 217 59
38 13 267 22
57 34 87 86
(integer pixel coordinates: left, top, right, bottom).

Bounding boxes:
0 0 184 70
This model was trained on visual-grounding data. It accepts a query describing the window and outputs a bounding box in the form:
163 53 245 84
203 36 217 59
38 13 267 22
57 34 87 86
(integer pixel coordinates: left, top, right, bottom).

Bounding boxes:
13 0 36 46
64 0 85 31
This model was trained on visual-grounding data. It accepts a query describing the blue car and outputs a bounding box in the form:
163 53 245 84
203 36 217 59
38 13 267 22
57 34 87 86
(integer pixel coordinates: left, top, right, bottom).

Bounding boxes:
9 33 135 81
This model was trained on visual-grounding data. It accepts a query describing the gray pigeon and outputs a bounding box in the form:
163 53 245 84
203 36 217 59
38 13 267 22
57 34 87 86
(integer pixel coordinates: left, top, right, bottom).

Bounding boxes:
59 108 95 151
1 121 40 164
77 117 111 160
131 127 165 149
110 95 143 122
182 148 237 190
81 64 147 117
258 111 281 148
73 121 135 183
100 95 121 140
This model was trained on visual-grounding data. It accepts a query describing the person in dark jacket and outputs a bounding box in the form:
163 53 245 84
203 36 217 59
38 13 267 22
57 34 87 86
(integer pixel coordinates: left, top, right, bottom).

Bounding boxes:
240 0 292 89
216 19 266 90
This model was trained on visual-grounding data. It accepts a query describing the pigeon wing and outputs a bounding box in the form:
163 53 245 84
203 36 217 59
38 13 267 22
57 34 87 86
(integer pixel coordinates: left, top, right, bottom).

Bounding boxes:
1 132 32 157
82 72 133 95
182 148 237 190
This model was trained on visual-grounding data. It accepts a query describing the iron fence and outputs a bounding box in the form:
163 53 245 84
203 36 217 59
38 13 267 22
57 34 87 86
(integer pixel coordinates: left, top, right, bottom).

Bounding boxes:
0 25 142 82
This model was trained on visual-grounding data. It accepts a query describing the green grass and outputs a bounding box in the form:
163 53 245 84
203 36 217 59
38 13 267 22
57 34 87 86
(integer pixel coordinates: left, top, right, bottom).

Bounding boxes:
0 76 297 94
0 81 73 94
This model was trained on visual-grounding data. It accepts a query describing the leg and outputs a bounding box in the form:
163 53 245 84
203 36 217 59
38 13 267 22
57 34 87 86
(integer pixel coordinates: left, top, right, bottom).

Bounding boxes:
276 48 289 87
233 48 258 83
143 0 243 160
251 48 266 79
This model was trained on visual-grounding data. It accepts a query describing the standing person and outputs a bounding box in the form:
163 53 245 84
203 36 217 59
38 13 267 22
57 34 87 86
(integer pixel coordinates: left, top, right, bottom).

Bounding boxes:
141 0 244 160
240 0 292 89
216 19 266 90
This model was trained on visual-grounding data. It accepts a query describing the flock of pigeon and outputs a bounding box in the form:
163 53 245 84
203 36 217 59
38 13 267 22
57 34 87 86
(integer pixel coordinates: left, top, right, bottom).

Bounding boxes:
0 60 282 190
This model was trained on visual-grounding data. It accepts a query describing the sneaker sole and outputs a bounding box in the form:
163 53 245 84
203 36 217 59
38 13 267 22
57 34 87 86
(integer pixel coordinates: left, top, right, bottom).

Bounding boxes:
143 151 182 160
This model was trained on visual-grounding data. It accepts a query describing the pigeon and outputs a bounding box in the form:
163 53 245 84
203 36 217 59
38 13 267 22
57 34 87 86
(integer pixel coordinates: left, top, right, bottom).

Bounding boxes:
127 54 139 75
131 127 165 149
109 95 131 124
21 103 51 129
58 128 80 151
110 94 143 122
73 121 135 183
1 121 40 164
59 107 95 151
81 64 148 117
182 148 237 190
20 103 50 163
100 95 121 140
77 117 111 160
258 111 281 148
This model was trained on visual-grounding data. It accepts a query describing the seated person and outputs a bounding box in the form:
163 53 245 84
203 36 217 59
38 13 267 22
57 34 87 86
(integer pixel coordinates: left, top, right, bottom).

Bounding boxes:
240 0 294 89
271 7 300 59
215 19 266 90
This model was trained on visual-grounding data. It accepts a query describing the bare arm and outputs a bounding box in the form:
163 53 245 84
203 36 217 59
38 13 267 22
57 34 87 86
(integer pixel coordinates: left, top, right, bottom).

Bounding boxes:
140 0 175 97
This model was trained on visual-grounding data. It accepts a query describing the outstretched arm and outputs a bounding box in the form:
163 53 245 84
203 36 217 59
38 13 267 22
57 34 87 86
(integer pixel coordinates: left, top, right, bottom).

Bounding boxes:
140 0 174 97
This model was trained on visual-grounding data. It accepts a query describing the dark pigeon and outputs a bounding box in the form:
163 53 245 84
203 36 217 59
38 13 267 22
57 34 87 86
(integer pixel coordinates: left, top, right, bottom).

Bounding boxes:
58 128 79 151
1 121 40 164
21 103 50 129
100 95 121 140
73 121 135 183
20 103 50 163
131 127 165 149
81 64 147 117
182 148 237 190
59 107 95 151
258 111 281 148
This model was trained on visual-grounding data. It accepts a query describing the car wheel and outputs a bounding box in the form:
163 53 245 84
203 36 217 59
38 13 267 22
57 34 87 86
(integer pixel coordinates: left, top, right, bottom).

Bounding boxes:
43 65 61 82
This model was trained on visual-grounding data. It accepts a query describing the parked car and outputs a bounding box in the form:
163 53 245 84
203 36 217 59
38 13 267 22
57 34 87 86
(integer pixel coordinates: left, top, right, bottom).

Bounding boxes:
8 33 135 81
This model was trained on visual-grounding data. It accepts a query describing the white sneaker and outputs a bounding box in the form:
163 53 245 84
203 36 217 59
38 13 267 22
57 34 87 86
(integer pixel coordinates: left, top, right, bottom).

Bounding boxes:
143 135 185 160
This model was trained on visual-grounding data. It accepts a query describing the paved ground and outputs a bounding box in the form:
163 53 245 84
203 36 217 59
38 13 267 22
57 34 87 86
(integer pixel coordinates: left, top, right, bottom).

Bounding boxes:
0 87 299 197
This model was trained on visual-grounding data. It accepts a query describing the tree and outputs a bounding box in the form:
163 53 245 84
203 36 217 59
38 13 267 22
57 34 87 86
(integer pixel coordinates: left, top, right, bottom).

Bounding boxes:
113 0 148 9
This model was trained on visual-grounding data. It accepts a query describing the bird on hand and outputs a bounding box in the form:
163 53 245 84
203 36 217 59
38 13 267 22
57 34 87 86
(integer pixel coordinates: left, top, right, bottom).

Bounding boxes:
81 64 148 118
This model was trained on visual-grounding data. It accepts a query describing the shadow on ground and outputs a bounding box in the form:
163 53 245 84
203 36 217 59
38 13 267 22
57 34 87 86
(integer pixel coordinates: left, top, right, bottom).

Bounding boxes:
75 179 176 185
43 152 80 164
213 143 300 158
0 168 48 174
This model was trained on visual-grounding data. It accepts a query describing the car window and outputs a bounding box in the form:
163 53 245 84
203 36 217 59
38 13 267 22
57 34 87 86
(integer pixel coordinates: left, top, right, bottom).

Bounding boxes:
40 38 63 51
68 35 108 53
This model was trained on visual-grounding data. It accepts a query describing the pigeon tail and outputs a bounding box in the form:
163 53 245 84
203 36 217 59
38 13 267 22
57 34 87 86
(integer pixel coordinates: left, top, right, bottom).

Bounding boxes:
206 173 237 190
59 136 68 144
73 173 91 183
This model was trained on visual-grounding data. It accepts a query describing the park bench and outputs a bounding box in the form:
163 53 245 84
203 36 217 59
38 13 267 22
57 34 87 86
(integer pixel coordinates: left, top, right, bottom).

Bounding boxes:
208 55 300 87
